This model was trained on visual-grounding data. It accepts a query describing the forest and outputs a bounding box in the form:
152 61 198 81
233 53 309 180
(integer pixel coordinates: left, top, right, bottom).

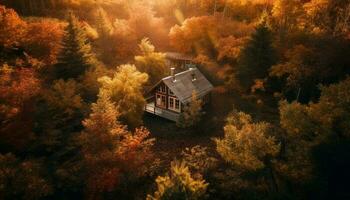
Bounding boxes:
0 0 350 199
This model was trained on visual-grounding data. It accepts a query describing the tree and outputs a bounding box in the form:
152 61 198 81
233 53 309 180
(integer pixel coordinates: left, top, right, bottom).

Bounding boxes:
127 3 168 50
135 38 168 86
54 12 97 80
177 91 203 128
279 77 350 140
95 7 114 65
181 145 218 175
217 36 247 62
275 101 316 182
95 7 113 38
31 78 87 195
212 109 281 197
98 64 148 127
0 64 40 150
169 15 254 55
214 109 280 171
79 92 155 198
169 15 219 54
0 153 52 200
276 77 350 183
44 79 85 119
238 22 276 89
271 0 305 42
269 45 316 101
0 5 27 48
24 18 65 66
147 160 208 200
80 63 109 102
304 0 350 37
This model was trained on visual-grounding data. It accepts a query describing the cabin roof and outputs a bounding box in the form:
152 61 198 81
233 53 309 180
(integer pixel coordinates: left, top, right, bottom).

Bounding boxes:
162 68 213 103
165 52 193 61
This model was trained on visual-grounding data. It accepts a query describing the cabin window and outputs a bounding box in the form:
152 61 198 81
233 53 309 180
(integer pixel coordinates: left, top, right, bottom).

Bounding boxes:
168 89 174 95
175 100 180 110
158 84 166 93
168 96 180 112
169 98 174 108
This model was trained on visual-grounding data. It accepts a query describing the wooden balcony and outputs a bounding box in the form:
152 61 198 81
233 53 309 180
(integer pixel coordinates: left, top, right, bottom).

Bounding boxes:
144 102 179 122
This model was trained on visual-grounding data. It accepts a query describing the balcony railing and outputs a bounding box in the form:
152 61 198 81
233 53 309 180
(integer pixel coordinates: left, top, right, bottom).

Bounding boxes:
144 102 179 122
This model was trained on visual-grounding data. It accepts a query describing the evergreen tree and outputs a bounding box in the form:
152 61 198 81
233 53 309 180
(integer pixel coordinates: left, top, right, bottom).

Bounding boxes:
95 7 114 65
95 7 113 39
238 22 276 89
54 12 97 80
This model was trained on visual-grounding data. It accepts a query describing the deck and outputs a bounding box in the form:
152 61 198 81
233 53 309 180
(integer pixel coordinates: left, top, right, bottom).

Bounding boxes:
144 102 179 122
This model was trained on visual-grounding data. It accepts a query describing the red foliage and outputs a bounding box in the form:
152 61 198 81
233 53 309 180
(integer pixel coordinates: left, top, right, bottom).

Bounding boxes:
0 5 27 48
116 127 154 173
25 19 65 66
0 66 41 150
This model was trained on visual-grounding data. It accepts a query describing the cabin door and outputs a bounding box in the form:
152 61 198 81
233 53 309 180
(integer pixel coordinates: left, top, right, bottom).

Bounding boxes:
156 94 166 109
168 96 181 112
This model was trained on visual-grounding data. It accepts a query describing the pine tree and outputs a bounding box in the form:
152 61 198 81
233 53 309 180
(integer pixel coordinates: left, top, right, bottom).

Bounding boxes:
95 7 114 65
95 7 113 39
54 12 97 80
238 22 276 89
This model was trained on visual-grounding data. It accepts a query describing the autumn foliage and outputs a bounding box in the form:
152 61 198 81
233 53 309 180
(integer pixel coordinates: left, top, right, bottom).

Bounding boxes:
1 1 350 199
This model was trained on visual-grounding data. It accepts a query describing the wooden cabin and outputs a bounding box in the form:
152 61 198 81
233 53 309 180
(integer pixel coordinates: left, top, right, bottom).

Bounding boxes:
144 67 214 122
165 52 195 73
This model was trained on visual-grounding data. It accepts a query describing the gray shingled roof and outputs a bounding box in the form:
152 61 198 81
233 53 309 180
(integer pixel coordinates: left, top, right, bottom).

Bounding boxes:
162 68 214 103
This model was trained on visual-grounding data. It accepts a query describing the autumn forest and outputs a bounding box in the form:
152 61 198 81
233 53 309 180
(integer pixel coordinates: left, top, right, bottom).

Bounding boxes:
0 0 350 199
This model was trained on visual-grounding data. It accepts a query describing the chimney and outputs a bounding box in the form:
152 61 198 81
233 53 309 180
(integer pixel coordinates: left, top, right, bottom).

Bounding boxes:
171 67 176 82
190 68 196 81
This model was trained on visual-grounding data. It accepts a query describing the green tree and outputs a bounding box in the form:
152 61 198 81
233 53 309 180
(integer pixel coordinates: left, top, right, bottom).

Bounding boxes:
54 12 97 80
214 110 280 171
238 22 276 89
181 145 218 175
276 77 350 183
98 64 148 127
135 38 168 86
147 160 208 200
177 91 203 128
279 76 350 140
